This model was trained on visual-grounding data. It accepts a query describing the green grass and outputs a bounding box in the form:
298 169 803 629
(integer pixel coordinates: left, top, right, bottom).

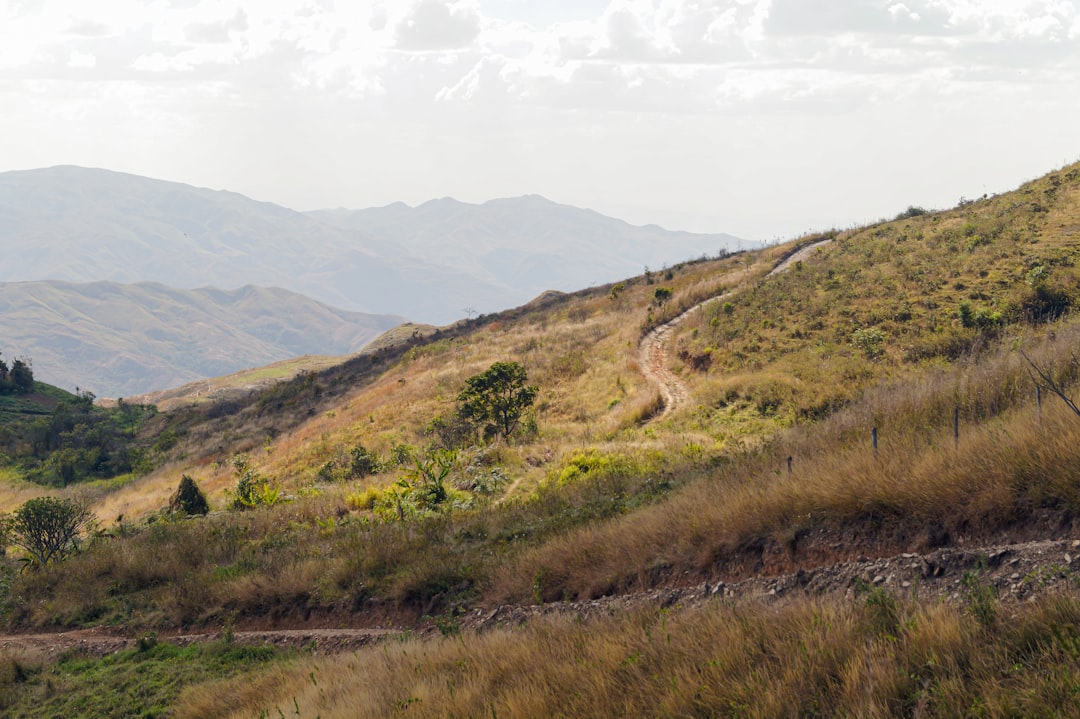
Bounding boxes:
0 638 289 718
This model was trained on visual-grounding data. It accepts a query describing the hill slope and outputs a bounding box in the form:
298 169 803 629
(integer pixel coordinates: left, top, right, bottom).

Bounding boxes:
0 280 402 397
4 162 1080 717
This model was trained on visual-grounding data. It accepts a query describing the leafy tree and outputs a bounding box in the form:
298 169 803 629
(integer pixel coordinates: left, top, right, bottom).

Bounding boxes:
0 352 34 395
9 358 33 393
170 475 210 516
456 361 538 441
9 496 94 567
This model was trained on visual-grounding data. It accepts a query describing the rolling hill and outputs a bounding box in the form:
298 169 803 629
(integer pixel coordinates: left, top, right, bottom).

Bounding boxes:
0 280 402 397
3 160 1080 717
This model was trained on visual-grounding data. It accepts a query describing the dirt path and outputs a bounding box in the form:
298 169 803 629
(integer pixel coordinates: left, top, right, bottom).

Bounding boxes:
0 626 397 659
463 536 1080 631
4 533 1077 658
638 240 833 420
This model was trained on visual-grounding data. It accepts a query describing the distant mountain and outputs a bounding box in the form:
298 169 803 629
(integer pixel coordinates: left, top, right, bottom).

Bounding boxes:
0 281 402 397
0 166 513 323
0 167 749 324
308 195 749 301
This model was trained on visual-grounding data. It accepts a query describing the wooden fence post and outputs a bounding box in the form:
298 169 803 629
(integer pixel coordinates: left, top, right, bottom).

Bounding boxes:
954 406 960 449
872 427 878 457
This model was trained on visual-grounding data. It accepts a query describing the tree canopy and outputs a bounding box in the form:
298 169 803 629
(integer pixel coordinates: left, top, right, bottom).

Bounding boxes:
456 361 538 441
7 496 94 567
0 351 34 394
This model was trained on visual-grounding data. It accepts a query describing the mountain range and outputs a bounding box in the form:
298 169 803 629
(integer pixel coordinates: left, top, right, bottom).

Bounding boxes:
0 166 748 325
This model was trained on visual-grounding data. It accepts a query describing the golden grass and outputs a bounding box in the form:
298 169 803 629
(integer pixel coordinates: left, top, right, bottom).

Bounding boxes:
175 589 1080 718
491 324 1080 602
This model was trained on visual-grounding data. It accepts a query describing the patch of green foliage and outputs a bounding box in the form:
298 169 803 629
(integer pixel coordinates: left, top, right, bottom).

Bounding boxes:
457 361 538 441
0 390 158 487
0 638 288 718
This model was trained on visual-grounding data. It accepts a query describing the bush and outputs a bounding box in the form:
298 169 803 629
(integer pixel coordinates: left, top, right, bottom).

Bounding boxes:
852 327 885 359
9 496 94 567
230 455 280 509
170 475 210 516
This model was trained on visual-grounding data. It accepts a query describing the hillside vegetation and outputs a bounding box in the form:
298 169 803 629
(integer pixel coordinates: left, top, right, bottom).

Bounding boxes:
4 161 1080 716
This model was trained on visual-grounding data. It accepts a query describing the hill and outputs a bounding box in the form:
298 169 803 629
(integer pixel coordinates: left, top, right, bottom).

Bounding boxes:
0 166 748 324
3 161 1080 717
0 280 403 397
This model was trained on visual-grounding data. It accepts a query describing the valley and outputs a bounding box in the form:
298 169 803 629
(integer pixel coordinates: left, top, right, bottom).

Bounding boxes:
3 161 1080 716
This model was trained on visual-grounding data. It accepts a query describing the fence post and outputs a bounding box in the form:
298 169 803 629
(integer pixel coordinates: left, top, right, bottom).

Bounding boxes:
954 406 960 449
872 427 878 457
787 456 793 476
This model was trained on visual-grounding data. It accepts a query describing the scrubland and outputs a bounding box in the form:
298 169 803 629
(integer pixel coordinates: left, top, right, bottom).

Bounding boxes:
4 162 1080 717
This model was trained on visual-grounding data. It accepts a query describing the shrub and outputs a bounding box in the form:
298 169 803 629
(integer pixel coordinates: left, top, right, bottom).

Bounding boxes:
851 327 885 359
230 455 280 509
170 475 210 516
349 445 381 478
9 496 94 567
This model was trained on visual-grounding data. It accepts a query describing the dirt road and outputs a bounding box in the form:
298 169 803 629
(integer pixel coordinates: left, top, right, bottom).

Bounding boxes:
638 240 833 420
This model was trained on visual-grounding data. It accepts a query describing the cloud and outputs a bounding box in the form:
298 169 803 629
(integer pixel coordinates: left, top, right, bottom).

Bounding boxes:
67 50 97 69
186 8 248 44
395 0 481 50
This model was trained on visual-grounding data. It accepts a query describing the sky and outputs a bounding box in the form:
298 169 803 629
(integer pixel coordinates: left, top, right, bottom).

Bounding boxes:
1 0 1078 241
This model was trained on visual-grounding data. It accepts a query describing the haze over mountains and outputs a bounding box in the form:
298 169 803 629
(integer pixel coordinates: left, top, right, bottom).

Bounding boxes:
0 165 747 396
0 281 402 397
0 166 748 324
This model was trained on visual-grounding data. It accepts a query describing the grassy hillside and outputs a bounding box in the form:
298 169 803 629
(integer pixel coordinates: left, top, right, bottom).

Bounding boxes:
4 161 1080 716
0 280 401 397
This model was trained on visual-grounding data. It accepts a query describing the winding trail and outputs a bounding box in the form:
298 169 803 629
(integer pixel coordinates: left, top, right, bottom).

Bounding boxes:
638 240 833 420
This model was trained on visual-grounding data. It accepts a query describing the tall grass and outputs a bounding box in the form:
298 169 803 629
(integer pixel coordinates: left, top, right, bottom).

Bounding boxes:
175 589 1080 718
491 325 1080 602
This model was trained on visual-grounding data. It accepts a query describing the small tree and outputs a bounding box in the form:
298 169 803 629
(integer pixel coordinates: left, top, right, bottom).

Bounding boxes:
170 475 210 516
457 361 538 441
10 496 94 567
10 358 34 393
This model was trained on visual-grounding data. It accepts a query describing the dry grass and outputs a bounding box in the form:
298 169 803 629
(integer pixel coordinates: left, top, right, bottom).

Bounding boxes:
175 589 1080 718
491 324 1080 602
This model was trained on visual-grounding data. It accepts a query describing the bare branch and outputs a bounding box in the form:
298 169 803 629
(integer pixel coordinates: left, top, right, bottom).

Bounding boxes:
1020 350 1080 418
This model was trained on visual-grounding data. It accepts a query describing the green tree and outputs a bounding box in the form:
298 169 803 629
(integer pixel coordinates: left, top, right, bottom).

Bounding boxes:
9 358 33 393
457 361 538 441
9 496 94 567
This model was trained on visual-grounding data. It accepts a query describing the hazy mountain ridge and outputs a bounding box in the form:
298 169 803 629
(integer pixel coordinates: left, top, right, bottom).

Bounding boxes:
307 194 748 295
0 166 748 324
0 280 402 397
0 166 515 323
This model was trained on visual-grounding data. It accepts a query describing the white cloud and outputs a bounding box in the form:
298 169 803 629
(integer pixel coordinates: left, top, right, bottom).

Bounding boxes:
395 0 482 50
1 0 1078 241
67 50 97 69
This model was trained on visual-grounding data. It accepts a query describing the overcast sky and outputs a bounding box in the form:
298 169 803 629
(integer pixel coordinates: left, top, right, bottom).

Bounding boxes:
1 0 1078 241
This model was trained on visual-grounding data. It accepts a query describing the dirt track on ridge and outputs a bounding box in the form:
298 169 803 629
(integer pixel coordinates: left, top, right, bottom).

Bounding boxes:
638 240 833 420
